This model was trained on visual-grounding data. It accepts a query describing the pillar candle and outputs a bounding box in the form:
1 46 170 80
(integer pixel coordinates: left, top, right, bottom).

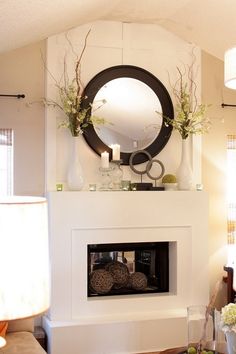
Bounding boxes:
101 151 109 169
111 144 120 160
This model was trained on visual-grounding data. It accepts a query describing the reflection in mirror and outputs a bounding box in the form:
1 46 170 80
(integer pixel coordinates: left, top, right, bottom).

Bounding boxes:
82 65 174 165
92 78 162 152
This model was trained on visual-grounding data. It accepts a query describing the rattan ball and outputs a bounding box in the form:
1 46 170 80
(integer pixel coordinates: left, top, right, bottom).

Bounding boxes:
105 261 130 288
130 272 147 290
89 269 114 294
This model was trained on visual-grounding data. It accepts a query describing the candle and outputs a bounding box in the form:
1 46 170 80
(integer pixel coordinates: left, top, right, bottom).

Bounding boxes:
101 151 109 169
111 144 120 160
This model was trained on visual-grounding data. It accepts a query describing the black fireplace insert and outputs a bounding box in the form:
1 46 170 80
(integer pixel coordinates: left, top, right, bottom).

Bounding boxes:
87 241 169 297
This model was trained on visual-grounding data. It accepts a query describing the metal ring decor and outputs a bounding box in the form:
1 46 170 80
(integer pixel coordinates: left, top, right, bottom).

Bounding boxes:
129 150 165 187
129 150 152 175
146 159 165 181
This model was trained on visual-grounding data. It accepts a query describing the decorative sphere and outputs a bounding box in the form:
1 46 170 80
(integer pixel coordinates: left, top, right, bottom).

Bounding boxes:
130 272 148 290
105 261 129 288
89 269 114 294
162 174 177 183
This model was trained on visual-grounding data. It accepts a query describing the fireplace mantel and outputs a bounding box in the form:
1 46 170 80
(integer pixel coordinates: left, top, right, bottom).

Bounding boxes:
44 190 208 354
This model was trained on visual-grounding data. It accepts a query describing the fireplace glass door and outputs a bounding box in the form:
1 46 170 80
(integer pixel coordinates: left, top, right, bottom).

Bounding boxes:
87 242 169 297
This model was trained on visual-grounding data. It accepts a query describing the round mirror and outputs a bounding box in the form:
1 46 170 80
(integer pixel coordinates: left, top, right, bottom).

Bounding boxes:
92 77 163 152
82 65 174 165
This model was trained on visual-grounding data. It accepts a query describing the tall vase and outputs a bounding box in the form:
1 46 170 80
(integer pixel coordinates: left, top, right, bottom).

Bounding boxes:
67 136 84 191
226 331 236 354
177 138 193 190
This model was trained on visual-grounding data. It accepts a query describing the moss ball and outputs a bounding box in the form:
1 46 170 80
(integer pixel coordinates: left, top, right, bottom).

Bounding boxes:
162 174 177 183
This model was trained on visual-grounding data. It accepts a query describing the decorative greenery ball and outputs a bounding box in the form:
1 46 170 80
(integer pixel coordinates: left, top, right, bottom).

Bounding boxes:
162 174 177 183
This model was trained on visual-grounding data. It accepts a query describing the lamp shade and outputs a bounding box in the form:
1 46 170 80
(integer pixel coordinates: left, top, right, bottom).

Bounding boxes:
0 196 49 321
225 47 236 89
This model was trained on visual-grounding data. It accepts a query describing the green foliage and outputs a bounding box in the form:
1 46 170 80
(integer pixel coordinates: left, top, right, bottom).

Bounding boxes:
45 80 106 136
44 30 106 137
162 60 211 140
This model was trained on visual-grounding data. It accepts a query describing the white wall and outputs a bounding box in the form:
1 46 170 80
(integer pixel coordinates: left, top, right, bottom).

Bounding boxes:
45 21 202 191
0 41 46 196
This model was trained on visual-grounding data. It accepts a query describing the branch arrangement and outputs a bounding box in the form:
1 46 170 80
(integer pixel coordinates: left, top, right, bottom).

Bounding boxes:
44 30 106 136
164 50 211 139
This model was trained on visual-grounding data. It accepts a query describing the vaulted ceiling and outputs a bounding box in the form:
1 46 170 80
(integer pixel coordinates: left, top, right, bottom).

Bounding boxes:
0 0 235 59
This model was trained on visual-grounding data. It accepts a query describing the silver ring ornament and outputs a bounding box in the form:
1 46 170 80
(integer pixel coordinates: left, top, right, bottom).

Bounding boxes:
129 150 152 175
146 159 165 180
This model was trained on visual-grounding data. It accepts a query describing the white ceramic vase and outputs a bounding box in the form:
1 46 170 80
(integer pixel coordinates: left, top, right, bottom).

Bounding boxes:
67 136 84 191
177 138 193 190
226 331 236 354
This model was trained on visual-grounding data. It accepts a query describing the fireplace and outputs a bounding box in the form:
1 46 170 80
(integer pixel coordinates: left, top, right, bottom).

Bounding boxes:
88 242 169 296
44 191 209 354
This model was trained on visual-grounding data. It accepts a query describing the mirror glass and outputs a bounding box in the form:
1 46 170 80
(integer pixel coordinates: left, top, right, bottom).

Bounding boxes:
92 77 162 152
82 65 174 165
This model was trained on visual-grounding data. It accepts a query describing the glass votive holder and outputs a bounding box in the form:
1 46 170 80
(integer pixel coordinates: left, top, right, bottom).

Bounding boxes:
130 183 137 191
196 183 203 191
99 167 112 190
121 180 131 191
56 183 63 191
89 183 97 191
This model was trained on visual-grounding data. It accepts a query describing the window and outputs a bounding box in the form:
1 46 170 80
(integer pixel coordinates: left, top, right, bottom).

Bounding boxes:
0 129 13 195
227 135 236 266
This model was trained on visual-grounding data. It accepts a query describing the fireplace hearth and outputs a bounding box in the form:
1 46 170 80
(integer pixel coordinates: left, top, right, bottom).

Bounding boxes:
87 241 169 297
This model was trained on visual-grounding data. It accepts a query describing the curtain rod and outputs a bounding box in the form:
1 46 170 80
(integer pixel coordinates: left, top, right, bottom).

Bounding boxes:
222 103 236 108
0 94 25 99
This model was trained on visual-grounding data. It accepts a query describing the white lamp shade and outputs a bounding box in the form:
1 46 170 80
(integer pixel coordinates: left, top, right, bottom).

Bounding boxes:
0 196 49 321
225 47 236 89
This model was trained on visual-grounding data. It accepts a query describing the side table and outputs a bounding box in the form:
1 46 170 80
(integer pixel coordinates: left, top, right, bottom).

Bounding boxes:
159 348 186 354
136 348 186 354
138 345 227 354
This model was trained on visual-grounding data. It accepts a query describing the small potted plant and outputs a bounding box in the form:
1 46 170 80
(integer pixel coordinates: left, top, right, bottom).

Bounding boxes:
162 174 178 191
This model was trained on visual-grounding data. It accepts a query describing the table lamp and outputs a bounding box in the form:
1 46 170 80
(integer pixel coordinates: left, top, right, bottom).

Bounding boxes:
0 196 50 348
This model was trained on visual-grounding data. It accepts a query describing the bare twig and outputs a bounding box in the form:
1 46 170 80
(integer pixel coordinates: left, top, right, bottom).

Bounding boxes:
37 29 106 136
75 29 91 98
187 48 199 113
164 48 210 139
65 31 79 59
40 50 58 85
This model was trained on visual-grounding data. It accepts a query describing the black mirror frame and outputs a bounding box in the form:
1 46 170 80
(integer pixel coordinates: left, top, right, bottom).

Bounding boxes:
82 65 174 165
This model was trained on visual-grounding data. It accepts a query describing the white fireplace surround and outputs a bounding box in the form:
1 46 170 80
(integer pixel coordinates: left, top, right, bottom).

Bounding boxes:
43 190 208 354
